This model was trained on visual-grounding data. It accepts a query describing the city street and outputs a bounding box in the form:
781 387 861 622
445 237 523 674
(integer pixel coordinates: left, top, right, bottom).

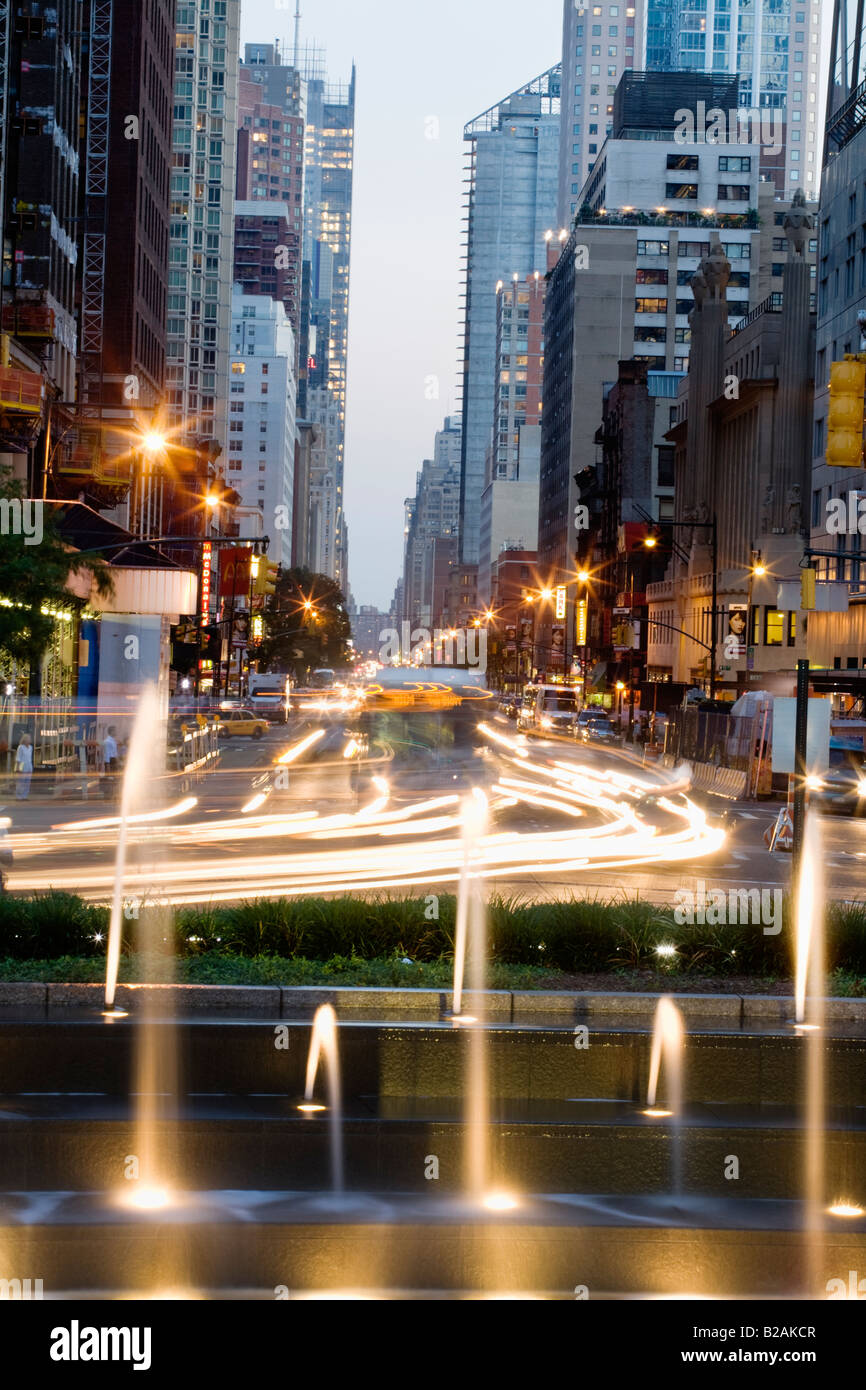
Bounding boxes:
3 711 864 907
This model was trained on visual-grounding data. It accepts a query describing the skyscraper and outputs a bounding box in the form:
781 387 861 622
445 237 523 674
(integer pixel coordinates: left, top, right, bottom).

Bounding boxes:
165 0 240 459
238 43 355 592
557 1 646 226
458 65 560 567
229 289 297 569
644 0 823 201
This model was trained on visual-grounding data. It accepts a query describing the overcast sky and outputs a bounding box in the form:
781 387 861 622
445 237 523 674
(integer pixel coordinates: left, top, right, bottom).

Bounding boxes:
242 0 564 610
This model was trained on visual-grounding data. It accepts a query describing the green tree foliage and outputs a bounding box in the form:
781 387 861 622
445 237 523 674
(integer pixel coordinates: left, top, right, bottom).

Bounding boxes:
0 467 113 667
256 566 352 676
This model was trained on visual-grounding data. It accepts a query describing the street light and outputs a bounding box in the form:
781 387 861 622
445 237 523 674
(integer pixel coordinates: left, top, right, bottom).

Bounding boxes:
141 431 168 455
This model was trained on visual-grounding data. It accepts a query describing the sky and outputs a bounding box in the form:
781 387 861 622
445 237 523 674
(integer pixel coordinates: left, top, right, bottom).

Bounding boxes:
242 0 564 611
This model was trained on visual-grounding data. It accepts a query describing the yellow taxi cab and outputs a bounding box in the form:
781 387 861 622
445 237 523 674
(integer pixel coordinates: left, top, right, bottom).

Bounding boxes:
215 707 269 740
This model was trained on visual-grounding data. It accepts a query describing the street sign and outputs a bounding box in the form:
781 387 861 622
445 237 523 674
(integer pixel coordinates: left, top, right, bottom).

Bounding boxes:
772 696 831 775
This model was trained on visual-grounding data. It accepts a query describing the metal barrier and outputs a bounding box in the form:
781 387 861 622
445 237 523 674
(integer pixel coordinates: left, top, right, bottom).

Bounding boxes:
664 707 763 798
171 721 221 784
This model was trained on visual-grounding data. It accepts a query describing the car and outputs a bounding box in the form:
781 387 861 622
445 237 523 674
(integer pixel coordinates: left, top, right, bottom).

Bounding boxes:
573 707 612 734
808 747 866 816
214 708 269 740
581 716 620 745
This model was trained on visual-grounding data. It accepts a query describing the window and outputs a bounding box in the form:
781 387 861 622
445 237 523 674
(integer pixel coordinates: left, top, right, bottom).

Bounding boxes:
634 325 666 342
666 183 698 199
678 241 709 258
667 153 698 170
764 608 784 646
636 268 668 284
675 299 695 314
717 185 750 200
718 155 751 172
635 297 667 313
637 239 669 255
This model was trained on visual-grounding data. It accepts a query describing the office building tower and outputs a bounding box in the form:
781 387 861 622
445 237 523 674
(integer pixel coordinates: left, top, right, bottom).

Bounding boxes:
238 43 355 589
644 0 823 200
558 0 646 225
165 0 240 457
228 289 297 568
459 64 560 567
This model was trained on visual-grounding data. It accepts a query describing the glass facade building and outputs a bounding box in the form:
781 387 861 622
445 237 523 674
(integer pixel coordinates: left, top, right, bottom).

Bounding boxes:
459 65 560 565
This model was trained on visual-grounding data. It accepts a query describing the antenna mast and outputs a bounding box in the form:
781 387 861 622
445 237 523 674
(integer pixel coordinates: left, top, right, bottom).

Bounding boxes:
293 0 302 67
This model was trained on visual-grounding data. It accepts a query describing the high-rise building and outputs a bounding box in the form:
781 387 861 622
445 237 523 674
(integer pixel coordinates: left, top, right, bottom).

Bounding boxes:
402 420 463 628
478 273 547 602
165 0 240 461
804 0 866 666
459 65 560 567
233 202 297 325
1 0 81 427
538 81 817 671
557 0 646 226
228 290 297 568
236 53 305 337
77 0 174 415
238 43 355 591
644 0 823 201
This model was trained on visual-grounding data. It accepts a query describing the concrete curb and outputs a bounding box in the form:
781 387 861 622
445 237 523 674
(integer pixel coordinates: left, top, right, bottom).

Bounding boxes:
1 981 864 1025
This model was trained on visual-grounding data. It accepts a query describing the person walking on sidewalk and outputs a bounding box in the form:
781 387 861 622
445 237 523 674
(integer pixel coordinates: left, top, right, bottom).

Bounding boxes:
14 733 33 800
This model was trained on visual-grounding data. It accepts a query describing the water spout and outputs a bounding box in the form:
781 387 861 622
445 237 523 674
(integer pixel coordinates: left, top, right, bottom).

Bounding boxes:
303 1004 344 1193
794 812 825 1293
104 687 160 1012
459 790 490 1202
645 995 685 1195
451 789 487 1021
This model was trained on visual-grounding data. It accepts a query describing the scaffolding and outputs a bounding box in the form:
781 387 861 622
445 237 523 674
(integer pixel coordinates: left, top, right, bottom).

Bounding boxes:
80 0 113 400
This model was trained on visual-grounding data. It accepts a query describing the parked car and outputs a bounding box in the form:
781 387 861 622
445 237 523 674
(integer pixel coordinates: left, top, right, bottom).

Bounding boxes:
808 742 866 816
215 708 269 740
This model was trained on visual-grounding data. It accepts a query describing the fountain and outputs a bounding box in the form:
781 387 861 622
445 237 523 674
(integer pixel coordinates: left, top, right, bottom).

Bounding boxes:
793 811 826 1293
450 789 488 1023
301 1003 344 1193
644 995 685 1195
104 686 161 1014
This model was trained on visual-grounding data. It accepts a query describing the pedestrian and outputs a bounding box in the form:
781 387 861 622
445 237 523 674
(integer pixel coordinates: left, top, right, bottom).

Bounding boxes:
102 725 119 798
14 733 33 800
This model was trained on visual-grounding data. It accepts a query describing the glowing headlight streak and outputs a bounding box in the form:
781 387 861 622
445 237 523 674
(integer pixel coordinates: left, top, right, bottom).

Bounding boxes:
15 727 726 906
52 796 198 833
242 792 269 814
276 728 327 765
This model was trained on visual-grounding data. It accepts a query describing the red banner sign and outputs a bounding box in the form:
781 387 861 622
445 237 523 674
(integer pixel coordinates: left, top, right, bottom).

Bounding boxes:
218 547 253 598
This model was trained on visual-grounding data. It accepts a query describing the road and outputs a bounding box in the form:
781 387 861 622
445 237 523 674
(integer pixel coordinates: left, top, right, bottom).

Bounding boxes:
1 711 864 906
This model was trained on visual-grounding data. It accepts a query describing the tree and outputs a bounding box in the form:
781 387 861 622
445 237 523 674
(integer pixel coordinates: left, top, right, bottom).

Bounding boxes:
256 566 352 677
0 467 113 672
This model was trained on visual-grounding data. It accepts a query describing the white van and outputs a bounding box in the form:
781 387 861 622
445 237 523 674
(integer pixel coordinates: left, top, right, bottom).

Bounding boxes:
248 673 291 723
517 683 578 735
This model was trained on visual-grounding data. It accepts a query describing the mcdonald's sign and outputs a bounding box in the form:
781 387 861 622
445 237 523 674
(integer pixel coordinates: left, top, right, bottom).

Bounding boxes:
218 547 253 597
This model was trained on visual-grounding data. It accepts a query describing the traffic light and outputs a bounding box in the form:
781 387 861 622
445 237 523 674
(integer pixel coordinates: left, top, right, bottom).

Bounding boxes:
800 566 816 611
826 356 866 468
253 559 279 597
